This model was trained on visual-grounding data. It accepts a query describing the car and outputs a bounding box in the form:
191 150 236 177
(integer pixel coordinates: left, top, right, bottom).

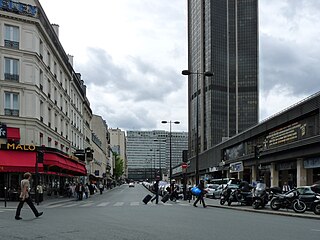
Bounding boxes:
205 184 219 198
212 184 239 199
129 182 134 187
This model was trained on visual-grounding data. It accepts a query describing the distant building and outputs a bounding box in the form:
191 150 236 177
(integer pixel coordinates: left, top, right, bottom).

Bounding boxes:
126 130 188 181
109 128 127 180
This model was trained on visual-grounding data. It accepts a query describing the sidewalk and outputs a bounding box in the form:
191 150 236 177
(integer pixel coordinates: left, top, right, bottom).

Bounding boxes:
204 198 320 220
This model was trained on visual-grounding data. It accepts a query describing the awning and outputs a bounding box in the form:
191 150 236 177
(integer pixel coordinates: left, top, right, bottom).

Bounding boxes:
43 152 86 176
0 150 43 172
6 127 20 141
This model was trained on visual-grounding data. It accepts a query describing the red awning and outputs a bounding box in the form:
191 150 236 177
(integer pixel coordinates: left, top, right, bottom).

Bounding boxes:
43 152 86 176
0 150 43 172
6 127 21 141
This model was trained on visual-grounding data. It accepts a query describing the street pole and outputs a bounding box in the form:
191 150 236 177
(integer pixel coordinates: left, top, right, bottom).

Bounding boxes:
182 69 213 185
161 120 180 185
195 70 199 185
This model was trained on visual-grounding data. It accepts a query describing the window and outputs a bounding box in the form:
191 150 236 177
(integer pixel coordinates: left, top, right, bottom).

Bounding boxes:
4 25 19 49
4 57 19 81
4 92 19 116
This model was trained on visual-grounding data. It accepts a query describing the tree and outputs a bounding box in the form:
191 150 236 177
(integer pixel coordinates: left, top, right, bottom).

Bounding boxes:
113 153 124 180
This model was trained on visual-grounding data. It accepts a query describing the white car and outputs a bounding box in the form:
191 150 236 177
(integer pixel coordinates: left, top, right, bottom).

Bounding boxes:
205 184 219 198
129 182 134 187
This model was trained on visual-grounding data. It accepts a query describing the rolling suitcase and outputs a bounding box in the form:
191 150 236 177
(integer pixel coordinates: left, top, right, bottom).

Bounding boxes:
161 193 170 203
143 194 152 204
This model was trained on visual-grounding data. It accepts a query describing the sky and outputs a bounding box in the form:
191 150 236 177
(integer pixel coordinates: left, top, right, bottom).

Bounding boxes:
39 0 320 133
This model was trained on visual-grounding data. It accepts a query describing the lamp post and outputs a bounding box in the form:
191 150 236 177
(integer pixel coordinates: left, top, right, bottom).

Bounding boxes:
154 139 164 180
182 69 213 185
161 120 180 184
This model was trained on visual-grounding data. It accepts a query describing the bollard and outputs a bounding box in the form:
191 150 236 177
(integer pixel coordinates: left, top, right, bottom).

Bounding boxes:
4 186 7 208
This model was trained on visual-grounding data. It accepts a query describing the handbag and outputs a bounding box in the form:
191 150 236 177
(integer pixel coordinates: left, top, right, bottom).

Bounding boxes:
191 187 201 196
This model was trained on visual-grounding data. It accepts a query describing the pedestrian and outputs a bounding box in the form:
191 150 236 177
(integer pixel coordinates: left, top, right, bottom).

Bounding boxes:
282 182 291 193
193 180 207 208
36 182 43 203
15 172 43 220
151 180 159 204
84 183 89 199
99 182 104 194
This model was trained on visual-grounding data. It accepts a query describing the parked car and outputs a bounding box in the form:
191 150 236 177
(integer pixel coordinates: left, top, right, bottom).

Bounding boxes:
129 182 134 187
205 184 219 198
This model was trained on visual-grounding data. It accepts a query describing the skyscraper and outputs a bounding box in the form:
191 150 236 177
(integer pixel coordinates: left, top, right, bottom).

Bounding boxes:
187 0 259 159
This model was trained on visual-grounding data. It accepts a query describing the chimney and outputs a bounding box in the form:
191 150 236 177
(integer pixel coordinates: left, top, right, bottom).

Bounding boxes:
68 54 74 67
51 24 59 38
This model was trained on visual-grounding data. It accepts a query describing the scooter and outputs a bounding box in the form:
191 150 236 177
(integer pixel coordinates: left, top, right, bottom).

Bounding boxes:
270 188 306 213
252 183 269 209
227 188 253 206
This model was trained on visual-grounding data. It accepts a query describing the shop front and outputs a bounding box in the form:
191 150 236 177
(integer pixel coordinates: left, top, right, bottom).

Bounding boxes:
0 143 86 200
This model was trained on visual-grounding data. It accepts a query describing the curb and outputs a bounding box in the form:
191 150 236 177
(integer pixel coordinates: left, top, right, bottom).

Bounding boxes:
206 203 320 220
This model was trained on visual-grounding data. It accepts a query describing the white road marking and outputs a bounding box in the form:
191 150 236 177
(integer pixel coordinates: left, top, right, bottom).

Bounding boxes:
130 202 140 206
97 202 110 207
62 203 78 208
113 202 124 206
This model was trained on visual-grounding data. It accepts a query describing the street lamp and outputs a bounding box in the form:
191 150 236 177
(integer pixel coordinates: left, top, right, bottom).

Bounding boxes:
182 69 214 185
161 120 180 184
154 139 165 180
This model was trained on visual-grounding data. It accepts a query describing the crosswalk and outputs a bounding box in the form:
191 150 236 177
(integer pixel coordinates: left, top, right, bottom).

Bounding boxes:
43 200 191 209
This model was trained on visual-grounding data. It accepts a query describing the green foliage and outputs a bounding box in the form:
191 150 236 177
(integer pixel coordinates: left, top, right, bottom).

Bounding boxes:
113 153 124 179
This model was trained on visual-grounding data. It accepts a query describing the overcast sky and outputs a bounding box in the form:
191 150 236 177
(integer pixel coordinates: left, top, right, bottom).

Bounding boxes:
39 0 320 132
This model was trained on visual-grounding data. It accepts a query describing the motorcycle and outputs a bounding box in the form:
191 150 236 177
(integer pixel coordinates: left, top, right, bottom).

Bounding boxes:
252 183 269 209
313 197 320 215
220 186 232 205
227 188 253 206
270 188 306 213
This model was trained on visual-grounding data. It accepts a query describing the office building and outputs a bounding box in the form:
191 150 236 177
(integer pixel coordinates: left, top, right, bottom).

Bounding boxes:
126 130 188 181
186 0 259 159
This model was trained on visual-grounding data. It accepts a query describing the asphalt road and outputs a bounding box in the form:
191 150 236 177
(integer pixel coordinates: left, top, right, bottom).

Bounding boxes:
0 184 319 240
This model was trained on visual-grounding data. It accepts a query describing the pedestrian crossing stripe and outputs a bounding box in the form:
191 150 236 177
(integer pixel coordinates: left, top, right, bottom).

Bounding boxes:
97 202 110 207
43 201 191 208
113 202 124 206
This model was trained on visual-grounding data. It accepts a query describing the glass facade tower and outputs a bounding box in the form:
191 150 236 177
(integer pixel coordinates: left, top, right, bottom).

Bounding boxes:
187 0 259 158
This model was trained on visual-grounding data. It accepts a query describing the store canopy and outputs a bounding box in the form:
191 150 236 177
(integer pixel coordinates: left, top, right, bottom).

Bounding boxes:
6 127 20 141
43 152 86 176
0 150 43 172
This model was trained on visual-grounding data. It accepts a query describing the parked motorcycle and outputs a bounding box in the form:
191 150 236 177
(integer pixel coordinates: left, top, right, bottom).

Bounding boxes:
313 197 320 215
220 186 232 205
227 188 253 206
270 188 306 213
252 183 269 209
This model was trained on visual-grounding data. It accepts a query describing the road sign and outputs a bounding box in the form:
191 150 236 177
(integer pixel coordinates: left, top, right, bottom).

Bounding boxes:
181 163 188 169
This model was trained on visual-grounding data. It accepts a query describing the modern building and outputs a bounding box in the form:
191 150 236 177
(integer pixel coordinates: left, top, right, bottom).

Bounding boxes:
109 128 127 180
0 0 93 198
178 91 320 188
186 0 259 161
126 130 188 181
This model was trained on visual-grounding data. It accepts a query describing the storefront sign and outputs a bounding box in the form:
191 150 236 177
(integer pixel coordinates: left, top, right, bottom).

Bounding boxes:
1 143 36 151
230 161 243 173
0 124 7 138
304 158 320 169
0 0 38 17
278 162 296 170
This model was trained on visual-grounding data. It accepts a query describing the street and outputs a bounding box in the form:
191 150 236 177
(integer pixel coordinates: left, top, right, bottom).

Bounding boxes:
0 184 319 240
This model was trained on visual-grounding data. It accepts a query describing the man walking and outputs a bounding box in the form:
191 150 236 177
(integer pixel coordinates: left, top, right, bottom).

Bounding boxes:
151 180 159 204
193 180 207 208
15 172 43 220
